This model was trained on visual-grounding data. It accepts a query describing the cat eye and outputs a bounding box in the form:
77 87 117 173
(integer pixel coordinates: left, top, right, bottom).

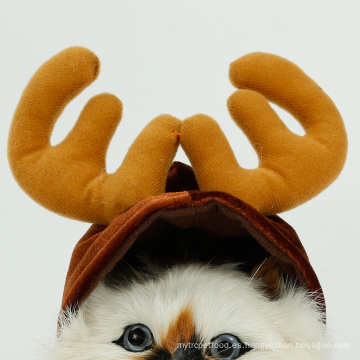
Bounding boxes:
210 334 252 359
113 324 154 352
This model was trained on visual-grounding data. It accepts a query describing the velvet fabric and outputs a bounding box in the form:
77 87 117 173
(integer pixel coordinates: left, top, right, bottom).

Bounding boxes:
8 47 181 225
180 52 347 215
61 163 324 313
8 47 347 224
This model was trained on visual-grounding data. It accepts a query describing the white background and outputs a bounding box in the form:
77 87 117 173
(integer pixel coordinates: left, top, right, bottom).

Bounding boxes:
0 1 359 359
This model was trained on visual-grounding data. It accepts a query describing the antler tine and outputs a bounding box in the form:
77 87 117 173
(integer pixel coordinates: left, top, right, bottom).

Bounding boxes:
8 47 181 224
181 53 347 214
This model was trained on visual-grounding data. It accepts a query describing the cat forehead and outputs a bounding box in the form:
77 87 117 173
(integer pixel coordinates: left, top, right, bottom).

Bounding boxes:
83 265 281 344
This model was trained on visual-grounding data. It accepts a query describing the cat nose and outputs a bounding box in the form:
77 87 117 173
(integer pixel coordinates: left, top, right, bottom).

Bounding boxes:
173 348 185 360
172 345 203 360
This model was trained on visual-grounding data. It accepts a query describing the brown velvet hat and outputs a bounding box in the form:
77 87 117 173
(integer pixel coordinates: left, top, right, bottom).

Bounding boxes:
62 162 324 312
8 47 347 318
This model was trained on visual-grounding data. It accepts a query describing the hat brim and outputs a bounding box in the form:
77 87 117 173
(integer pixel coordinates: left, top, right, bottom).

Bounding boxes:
61 190 324 313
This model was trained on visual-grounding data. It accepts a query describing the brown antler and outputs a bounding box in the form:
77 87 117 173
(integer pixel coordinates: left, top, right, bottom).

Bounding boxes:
8 47 181 224
180 52 347 215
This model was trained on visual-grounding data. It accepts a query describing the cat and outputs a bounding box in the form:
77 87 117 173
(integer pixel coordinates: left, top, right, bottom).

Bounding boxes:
46 229 328 360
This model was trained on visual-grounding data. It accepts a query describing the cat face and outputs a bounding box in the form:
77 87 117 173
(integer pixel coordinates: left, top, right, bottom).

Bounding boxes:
49 263 328 360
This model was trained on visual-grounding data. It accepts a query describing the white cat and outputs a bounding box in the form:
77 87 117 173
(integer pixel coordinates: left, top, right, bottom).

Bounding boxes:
46 236 328 360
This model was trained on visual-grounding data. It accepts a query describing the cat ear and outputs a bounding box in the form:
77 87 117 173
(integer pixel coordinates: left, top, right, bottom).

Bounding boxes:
180 52 347 215
8 47 181 225
251 256 284 298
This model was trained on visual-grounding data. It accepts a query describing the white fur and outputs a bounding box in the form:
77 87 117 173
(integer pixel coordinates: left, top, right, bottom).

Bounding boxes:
44 264 329 360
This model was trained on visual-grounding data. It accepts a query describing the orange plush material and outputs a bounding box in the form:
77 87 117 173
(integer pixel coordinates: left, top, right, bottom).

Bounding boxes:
181 53 347 215
8 47 181 225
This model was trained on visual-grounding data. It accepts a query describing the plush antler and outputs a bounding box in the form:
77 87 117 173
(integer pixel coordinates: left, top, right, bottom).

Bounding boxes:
8 47 181 225
180 52 347 215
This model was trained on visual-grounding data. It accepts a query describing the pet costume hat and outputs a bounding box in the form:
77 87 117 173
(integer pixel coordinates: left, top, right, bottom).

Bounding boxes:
8 47 347 315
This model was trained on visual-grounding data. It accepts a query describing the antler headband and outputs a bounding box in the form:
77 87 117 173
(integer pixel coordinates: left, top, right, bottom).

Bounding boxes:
8 47 347 313
8 47 347 223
